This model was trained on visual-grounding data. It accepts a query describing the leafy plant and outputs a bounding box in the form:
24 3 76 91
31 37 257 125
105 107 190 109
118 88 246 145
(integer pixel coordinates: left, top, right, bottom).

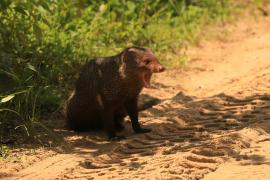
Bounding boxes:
0 145 10 159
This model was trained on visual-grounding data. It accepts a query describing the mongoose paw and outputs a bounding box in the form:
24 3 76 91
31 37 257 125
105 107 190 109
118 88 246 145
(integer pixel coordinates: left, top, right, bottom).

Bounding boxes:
135 128 151 134
108 135 126 141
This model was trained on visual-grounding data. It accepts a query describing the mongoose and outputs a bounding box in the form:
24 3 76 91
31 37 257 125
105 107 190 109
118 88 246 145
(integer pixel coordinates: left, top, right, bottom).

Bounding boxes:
65 47 165 140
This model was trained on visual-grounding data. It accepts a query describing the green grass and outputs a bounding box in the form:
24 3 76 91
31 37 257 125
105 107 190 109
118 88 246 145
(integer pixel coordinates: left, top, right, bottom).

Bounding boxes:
0 145 10 159
0 0 267 146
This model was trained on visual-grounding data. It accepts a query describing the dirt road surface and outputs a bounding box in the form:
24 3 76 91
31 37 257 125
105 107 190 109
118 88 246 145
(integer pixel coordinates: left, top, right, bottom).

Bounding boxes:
1 15 270 180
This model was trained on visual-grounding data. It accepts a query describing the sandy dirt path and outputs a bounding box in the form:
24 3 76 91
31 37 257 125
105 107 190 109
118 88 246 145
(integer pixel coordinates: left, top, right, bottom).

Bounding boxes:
2 15 270 180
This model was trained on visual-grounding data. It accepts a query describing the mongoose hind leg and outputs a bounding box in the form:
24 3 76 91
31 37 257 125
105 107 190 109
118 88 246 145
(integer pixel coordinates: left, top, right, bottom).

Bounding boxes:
114 108 127 132
101 109 125 141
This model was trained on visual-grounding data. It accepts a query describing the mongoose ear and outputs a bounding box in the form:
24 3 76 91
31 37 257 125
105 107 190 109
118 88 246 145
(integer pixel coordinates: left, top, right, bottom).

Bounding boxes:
121 46 149 63
127 46 148 54
127 47 142 53
121 47 138 63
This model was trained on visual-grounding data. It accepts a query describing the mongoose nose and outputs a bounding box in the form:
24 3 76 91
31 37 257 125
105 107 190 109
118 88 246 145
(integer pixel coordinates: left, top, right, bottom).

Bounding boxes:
158 65 166 72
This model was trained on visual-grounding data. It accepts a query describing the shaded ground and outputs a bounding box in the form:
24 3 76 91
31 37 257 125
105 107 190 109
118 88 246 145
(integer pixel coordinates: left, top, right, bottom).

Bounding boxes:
1 13 270 180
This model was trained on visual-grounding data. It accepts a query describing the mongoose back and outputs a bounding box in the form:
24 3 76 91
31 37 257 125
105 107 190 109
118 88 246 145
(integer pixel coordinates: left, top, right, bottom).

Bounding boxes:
65 47 165 140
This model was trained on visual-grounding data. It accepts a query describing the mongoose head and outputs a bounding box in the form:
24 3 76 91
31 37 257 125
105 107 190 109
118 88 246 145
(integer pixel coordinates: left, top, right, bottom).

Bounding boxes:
122 46 165 88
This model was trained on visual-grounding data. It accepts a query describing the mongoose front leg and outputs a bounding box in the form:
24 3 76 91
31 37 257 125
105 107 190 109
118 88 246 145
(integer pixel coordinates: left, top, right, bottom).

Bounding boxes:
125 98 151 133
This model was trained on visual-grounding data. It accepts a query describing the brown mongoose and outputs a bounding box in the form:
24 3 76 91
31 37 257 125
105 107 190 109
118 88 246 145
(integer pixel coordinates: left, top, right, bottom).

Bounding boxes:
65 46 165 140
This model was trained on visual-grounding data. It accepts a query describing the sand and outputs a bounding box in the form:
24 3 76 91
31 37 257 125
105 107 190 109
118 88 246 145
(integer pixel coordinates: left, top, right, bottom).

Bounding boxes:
1 13 270 180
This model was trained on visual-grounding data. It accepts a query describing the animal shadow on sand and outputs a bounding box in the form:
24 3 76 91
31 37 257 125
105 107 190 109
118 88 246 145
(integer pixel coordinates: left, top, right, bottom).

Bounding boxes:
54 90 270 172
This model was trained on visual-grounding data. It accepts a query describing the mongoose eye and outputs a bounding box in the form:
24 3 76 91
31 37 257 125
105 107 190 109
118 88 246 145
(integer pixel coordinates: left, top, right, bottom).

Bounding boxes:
144 59 151 65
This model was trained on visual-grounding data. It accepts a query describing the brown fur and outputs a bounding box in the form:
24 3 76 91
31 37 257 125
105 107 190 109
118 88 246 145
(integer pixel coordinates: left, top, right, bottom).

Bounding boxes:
65 46 165 140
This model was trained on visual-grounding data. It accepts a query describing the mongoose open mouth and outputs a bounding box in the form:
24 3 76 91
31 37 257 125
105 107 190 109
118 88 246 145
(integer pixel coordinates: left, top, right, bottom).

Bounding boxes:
142 72 152 88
